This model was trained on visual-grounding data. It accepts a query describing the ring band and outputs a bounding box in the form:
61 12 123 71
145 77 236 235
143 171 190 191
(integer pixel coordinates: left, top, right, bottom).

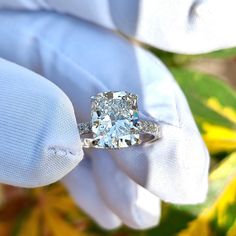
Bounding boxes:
78 91 162 149
78 120 161 148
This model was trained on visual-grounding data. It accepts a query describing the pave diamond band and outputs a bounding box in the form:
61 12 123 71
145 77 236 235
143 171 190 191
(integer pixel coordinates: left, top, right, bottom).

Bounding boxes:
78 120 161 148
78 91 162 149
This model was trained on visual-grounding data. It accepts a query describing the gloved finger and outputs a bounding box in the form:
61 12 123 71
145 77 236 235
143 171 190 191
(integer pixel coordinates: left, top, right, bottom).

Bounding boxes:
0 0 116 30
111 82 209 204
0 11 177 126
62 157 121 230
0 58 83 187
0 12 209 204
0 0 235 53
91 150 161 230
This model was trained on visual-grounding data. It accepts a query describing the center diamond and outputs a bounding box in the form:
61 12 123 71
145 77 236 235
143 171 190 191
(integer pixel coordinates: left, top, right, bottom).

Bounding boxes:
91 91 140 148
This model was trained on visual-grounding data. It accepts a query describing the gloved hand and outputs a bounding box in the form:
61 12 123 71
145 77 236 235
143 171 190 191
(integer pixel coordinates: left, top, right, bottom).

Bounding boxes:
1 0 234 230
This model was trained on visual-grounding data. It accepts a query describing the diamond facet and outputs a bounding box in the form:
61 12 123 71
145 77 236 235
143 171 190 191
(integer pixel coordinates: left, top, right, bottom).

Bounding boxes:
91 91 140 148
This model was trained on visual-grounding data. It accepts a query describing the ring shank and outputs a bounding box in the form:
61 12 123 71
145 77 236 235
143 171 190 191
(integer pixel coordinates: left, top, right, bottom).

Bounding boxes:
78 120 161 149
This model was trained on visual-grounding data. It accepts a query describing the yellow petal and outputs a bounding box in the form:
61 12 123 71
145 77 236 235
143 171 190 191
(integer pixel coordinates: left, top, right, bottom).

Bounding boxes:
202 123 236 153
48 197 82 220
206 98 236 124
210 176 236 228
210 152 236 181
43 208 81 236
18 208 40 236
178 216 213 236
227 221 236 236
48 183 66 196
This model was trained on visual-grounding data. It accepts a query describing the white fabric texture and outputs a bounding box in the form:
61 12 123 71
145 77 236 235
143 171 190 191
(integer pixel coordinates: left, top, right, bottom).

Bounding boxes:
0 58 83 187
0 10 211 229
0 0 236 53
62 157 122 229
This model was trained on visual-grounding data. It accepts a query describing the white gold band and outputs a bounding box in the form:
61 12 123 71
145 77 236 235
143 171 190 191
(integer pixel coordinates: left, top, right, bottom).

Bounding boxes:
78 120 161 149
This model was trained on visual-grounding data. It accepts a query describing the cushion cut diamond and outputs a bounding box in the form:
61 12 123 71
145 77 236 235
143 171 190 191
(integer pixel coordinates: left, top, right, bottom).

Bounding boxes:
91 91 140 148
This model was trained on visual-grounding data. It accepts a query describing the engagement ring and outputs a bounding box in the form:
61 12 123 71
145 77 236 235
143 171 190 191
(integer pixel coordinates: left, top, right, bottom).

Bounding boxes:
78 91 161 149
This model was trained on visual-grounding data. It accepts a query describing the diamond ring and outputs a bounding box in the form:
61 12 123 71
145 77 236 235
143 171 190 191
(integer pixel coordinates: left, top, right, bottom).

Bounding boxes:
78 91 161 149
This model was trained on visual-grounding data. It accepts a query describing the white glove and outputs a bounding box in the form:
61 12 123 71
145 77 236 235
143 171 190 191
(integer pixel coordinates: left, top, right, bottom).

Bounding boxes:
0 0 236 53
1 0 232 229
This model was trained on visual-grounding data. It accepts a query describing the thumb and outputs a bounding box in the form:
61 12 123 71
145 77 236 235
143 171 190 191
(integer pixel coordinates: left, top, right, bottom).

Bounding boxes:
0 58 83 187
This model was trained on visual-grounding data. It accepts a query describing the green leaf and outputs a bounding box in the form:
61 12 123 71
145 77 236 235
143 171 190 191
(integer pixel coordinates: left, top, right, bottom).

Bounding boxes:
172 68 236 129
204 47 236 59
176 152 236 236
149 47 195 67
172 68 236 154
150 47 236 69
122 153 235 236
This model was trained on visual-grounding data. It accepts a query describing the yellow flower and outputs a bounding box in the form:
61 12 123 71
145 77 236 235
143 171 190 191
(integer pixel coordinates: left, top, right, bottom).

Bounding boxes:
0 184 90 236
203 123 236 153
202 98 236 154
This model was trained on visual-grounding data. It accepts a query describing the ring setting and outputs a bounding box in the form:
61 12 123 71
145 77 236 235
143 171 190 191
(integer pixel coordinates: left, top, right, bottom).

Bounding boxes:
78 91 161 149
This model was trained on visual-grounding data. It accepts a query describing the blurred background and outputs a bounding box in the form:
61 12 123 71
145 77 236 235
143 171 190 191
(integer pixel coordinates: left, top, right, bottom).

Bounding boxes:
0 47 236 236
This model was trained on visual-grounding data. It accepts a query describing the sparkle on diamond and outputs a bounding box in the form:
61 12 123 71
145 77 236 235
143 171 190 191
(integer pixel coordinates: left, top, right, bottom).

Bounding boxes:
91 91 140 148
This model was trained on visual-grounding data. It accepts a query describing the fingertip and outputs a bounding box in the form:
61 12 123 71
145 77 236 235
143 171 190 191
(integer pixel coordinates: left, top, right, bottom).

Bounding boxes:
0 58 83 187
147 124 210 204
62 159 122 230
92 151 161 230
